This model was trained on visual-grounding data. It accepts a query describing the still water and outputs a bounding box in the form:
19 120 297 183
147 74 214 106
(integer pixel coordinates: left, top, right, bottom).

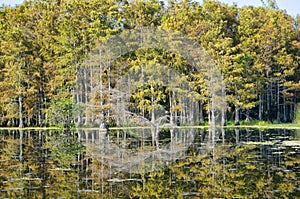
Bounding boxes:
0 128 299 198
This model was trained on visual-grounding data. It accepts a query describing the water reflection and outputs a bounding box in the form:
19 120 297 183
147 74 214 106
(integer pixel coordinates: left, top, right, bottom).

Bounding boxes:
0 128 299 198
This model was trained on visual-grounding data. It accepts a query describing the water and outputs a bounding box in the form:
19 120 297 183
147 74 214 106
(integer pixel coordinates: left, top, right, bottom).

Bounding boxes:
0 128 299 198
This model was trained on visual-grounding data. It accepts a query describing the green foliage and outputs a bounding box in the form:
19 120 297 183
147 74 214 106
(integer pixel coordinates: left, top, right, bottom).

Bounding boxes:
239 120 273 126
0 0 299 127
294 103 300 123
47 97 76 128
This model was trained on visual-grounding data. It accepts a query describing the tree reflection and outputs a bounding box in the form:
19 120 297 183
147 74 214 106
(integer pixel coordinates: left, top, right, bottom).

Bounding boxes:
0 130 135 198
0 129 299 198
0 130 42 198
130 137 299 198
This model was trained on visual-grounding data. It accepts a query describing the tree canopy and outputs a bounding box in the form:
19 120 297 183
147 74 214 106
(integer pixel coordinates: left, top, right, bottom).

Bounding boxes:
0 0 299 127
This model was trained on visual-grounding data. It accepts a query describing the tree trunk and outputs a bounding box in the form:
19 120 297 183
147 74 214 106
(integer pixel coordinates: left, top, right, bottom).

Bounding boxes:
245 109 250 122
107 63 111 122
210 93 216 132
290 97 296 122
221 84 226 126
90 66 94 123
235 106 240 125
18 94 24 128
84 66 89 126
27 116 31 127
283 95 287 122
199 101 204 125
39 86 44 126
258 94 263 120
99 53 105 128
277 80 280 122
267 85 270 113
189 98 194 125
75 66 82 126
211 109 216 131
169 91 174 125
151 85 155 124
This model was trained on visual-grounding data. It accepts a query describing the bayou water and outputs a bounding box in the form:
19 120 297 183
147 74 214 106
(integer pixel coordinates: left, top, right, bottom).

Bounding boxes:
0 128 299 198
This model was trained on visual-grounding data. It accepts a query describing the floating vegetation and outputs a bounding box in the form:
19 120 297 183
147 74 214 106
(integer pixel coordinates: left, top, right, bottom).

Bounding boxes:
282 140 300 146
107 178 142 183
243 141 275 145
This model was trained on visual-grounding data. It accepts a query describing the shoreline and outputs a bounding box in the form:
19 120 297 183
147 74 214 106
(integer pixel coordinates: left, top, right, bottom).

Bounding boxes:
0 124 300 131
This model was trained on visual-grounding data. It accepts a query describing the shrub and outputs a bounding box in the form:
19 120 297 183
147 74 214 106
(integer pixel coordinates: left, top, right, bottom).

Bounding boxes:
293 103 300 124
